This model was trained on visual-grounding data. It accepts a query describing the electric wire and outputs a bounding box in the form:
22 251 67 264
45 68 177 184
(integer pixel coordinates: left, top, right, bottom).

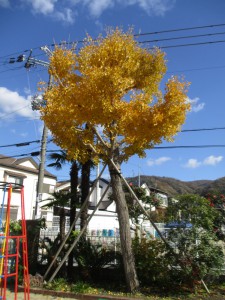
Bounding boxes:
1 143 225 160
153 145 225 150
155 39 225 50
167 65 225 74
181 127 225 132
1 38 225 76
0 105 31 120
133 23 225 37
139 31 225 44
0 127 224 149
1 24 225 77
0 140 40 148
0 65 24 74
1 22 225 61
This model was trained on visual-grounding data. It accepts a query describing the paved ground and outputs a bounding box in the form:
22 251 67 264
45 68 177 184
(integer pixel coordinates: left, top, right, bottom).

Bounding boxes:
2 289 131 300
3 290 78 300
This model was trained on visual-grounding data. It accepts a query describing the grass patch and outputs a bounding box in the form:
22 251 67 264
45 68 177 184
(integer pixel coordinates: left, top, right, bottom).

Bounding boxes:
43 278 225 299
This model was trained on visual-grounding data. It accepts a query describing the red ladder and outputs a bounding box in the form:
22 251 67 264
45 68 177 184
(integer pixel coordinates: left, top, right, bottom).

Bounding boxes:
0 182 30 300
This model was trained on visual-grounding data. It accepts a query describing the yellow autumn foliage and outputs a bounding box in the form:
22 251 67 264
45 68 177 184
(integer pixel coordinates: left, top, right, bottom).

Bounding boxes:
40 28 190 163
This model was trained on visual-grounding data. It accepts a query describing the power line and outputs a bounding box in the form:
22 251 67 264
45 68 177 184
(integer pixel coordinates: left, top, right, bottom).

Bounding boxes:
0 105 31 120
1 143 225 160
1 22 225 61
149 39 225 50
181 127 225 132
0 65 24 74
0 140 40 148
153 145 225 149
167 65 225 74
0 151 40 159
139 31 225 44
0 127 224 150
134 23 225 37
1 38 225 76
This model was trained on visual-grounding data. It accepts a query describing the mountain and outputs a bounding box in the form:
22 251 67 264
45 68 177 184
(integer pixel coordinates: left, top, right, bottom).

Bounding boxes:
126 175 225 198
200 177 225 196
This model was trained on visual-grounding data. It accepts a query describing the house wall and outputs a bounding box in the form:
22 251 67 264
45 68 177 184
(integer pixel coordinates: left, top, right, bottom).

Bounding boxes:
0 165 56 221
42 178 168 240
88 179 112 207
87 210 119 234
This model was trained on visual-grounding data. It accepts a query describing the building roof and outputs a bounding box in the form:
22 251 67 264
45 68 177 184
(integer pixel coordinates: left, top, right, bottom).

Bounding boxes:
0 154 56 179
140 182 168 196
90 177 110 188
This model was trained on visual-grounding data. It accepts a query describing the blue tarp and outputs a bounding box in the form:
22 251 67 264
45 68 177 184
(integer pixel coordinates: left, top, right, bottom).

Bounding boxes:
164 221 192 228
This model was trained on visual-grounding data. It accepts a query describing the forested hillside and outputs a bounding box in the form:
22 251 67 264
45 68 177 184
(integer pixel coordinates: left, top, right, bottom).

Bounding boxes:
127 175 225 197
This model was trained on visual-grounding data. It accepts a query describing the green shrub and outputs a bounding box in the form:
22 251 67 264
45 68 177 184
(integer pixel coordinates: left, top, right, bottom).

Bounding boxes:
132 237 170 286
165 194 225 288
44 278 70 292
73 238 122 280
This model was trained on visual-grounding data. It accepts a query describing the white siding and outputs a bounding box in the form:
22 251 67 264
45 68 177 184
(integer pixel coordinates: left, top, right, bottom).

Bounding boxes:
0 160 56 221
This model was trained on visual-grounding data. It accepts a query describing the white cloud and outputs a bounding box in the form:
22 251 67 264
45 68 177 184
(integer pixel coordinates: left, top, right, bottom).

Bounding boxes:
5 0 174 23
187 97 205 113
0 87 39 121
183 155 223 168
70 0 175 17
134 0 176 16
87 0 114 17
23 0 56 15
203 155 223 166
54 8 74 24
184 158 201 169
20 132 28 137
24 87 31 95
0 0 10 7
147 156 171 166
10 129 28 137
21 0 75 24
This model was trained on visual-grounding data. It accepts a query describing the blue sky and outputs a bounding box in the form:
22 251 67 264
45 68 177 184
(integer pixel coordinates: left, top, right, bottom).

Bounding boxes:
0 0 225 182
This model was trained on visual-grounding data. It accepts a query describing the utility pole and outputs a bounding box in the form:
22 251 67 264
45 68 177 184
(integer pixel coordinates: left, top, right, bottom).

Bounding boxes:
35 124 48 218
138 164 141 187
25 48 51 219
34 75 52 218
96 163 100 206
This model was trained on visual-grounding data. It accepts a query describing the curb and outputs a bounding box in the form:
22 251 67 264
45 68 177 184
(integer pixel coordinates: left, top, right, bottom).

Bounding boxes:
18 287 143 300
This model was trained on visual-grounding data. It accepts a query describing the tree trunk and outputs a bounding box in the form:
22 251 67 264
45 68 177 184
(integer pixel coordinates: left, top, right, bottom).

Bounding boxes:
108 160 139 293
80 160 91 231
59 207 67 277
59 208 66 243
67 160 79 280
70 161 79 228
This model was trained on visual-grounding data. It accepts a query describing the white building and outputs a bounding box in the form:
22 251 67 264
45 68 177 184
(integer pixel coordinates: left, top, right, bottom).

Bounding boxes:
53 178 168 239
139 183 168 237
55 177 119 236
0 153 168 239
0 154 57 221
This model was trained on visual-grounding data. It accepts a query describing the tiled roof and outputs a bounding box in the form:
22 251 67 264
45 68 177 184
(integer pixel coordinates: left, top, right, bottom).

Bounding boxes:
0 154 56 179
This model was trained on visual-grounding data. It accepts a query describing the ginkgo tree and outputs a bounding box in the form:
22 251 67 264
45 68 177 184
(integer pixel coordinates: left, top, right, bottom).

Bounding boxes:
40 28 190 292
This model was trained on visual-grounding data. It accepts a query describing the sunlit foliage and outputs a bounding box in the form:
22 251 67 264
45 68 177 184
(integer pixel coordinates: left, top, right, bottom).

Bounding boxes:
40 28 190 163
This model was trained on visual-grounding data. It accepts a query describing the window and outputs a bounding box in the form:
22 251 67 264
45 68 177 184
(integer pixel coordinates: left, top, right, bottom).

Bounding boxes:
5 171 26 186
1 207 18 221
8 175 23 186
40 183 55 194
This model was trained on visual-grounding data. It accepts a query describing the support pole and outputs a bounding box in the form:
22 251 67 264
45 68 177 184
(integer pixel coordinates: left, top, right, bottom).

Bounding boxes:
109 159 210 293
94 129 210 294
48 184 110 282
43 164 107 280
94 128 169 244
109 159 170 246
